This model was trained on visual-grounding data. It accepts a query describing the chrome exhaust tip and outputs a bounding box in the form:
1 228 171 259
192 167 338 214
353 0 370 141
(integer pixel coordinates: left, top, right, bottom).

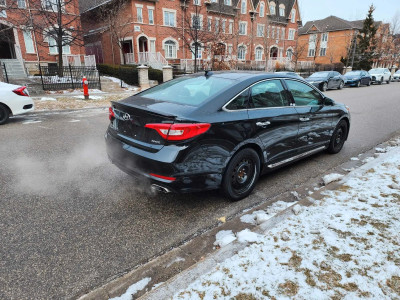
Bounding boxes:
151 184 171 194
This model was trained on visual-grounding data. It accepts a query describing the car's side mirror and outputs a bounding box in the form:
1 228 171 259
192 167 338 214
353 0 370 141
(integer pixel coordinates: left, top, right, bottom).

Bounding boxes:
324 97 335 106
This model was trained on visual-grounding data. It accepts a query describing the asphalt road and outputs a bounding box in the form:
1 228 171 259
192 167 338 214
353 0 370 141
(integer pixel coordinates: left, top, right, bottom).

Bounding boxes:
1 83 400 299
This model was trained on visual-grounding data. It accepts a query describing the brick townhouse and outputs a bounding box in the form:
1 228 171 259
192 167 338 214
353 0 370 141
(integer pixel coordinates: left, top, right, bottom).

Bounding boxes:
80 0 302 70
0 0 84 77
297 15 389 67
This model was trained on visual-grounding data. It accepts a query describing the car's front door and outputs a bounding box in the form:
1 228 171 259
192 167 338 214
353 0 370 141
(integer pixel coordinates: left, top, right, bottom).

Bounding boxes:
247 79 300 164
284 79 335 153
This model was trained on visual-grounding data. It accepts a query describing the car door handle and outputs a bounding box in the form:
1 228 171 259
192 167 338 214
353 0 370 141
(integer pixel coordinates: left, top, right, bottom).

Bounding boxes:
299 117 310 122
256 121 271 127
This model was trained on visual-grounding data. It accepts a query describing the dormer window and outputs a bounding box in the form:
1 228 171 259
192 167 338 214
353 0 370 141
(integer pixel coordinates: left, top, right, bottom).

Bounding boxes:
241 0 246 14
269 1 275 15
279 4 285 16
291 8 296 23
259 2 264 17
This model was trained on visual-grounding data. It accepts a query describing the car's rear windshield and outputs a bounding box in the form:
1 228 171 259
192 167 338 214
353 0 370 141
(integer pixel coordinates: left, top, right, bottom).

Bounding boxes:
309 71 330 78
346 71 361 76
369 68 384 73
138 75 235 106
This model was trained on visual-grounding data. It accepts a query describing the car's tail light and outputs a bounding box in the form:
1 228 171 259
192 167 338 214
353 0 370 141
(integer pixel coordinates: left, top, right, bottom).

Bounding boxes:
12 86 29 97
149 173 176 181
109 107 115 121
145 123 211 141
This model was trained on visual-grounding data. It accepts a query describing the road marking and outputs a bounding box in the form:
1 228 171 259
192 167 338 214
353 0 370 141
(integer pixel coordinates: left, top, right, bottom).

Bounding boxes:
22 120 42 125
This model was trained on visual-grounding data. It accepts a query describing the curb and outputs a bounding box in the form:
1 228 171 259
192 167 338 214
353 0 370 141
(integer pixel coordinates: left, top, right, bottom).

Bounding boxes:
26 106 109 116
77 136 400 300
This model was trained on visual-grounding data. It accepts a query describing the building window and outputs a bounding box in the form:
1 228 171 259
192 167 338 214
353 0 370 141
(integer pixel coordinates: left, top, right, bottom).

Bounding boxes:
239 22 247 35
191 42 202 59
267 26 270 37
241 0 246 14
291 8 296 23
238 46 246 60
137 7 143 23
192 15 201 30
207 17 212 31
286 48 293 60
269 1 275 14
163 10 176 27
319 47 326 56
271 26 275 38
193 0 200 5
150 40 156 53
259 2 264 17
228 45 233 55
224 0 231 5
308 48 315 57
23 30 34 53
148 9 154 25
18 0 26 8
276 27 279 39
279 5 285 17
222 19 226 33
255 46 263 60
288 29 295 40
48 36 70 55
229 21 233 34
164 40 177 58
257 24 264 37
215 18 219 32
281 28 285 40
42 0 59 11
0 0 5 6
322 32 328 42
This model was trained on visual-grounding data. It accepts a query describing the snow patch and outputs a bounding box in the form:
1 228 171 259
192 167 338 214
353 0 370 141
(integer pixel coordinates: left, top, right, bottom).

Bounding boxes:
40 97 57 101
214 230 236 247
237 229 262 243
322 173 343 185
109 277 151 300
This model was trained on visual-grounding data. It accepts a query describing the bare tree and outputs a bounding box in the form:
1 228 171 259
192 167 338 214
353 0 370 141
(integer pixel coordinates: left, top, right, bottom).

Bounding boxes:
7 0 84 76
291 38 308 72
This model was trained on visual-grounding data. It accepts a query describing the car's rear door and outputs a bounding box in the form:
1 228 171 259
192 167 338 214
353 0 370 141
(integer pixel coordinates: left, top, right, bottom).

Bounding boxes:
284 79 334 153
246 79 300 164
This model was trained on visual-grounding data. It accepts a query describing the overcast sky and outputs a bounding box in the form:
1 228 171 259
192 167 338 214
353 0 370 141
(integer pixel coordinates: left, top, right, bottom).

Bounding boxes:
299 0 400 27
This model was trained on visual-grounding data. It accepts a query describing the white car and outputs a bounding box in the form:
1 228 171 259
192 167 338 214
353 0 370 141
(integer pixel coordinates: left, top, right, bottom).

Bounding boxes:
368 68 392 84
393 70 400 81
0 82 34 125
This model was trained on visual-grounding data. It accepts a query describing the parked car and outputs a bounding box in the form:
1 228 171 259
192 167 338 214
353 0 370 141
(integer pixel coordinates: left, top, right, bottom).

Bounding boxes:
274 71 303 79
0 82 34 125
105 72 350 200
369 68 391 84
392 70 400 81
305 71 345 91
344 70 371 87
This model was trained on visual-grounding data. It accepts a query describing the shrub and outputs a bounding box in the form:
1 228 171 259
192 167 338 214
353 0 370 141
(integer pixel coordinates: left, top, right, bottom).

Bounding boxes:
97 64 163 86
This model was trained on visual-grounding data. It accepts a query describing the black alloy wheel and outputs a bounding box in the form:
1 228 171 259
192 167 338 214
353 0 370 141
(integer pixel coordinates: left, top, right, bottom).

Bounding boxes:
327 120 348 154
356 80 361 87
0 104 9 125
222 148 260 201
321 82 328 92
338 81 344 90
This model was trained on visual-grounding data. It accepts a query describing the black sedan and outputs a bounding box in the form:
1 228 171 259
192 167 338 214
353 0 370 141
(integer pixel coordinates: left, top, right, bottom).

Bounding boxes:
305 71 345 91
105 72 350 200
344 70 371 87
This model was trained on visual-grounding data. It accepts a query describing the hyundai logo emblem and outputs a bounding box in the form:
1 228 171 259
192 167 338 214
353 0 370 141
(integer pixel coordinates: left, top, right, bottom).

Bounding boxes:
122 113 131 121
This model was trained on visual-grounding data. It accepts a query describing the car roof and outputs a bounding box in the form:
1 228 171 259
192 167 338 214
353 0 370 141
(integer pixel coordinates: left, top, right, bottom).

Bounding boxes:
185 71 300 81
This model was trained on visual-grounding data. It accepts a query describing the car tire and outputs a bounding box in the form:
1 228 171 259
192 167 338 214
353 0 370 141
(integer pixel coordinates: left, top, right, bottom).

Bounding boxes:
327 120 348 154
367 79 371 86
321 82 328 92
356 80 361 87
221 148 260 201
387 77 391 84
0 104 10 125
378 78 383 85
338 81 344 90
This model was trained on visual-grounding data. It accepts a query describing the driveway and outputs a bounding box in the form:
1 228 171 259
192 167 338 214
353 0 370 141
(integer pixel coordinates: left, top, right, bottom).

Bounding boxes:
0 83 399 299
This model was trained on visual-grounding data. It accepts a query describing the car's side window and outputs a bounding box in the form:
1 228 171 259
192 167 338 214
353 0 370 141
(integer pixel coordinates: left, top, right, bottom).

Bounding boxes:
225 89 249 110
285 80 323 106
249 80 290 108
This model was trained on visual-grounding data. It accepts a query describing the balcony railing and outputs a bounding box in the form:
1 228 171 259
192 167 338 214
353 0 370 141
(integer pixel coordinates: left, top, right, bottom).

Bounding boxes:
138 52 168 70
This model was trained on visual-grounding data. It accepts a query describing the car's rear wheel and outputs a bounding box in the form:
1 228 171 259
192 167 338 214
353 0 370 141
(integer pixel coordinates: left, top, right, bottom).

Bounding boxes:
356 80 361 87
0 104 10 125
379 78 383 85
221 148 260 201
327 120 348 154
321 82 328 92
387 77 391 84
367 79 371 86
338 81 344 89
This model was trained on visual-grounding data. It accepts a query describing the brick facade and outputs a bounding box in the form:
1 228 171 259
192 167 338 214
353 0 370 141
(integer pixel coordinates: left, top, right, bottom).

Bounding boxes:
81 0 301 69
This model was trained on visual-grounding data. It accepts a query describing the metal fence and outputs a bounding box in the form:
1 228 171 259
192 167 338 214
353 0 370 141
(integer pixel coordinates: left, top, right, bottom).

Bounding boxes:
39 65 101 90
1 63 9 83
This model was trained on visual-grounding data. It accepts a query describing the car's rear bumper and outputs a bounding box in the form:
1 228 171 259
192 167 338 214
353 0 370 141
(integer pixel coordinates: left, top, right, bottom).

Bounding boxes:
11 97 34 115
105 129 223 193
344 80 359 86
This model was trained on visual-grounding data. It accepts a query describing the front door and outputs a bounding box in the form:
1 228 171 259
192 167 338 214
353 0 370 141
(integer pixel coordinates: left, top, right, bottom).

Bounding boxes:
284 79 334 153
247 79 299 164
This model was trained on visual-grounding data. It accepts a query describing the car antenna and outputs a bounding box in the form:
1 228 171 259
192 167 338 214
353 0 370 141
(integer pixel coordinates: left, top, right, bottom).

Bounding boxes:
205 70 213 77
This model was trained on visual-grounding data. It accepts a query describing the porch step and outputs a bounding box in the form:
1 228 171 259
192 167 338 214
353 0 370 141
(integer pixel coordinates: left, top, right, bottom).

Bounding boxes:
1 59 27 79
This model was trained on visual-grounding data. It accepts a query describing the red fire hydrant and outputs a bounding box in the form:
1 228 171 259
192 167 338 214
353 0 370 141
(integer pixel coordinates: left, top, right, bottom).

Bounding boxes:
82 76 89 100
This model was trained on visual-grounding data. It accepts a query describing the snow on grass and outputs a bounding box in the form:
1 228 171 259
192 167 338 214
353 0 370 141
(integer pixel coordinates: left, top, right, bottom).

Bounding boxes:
214 230 236 247
173 146 400 300
73 95 103 100
40 97 57 101
240 201 294 225
322 173 344 185
103 76 139 89
109 277 151 300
